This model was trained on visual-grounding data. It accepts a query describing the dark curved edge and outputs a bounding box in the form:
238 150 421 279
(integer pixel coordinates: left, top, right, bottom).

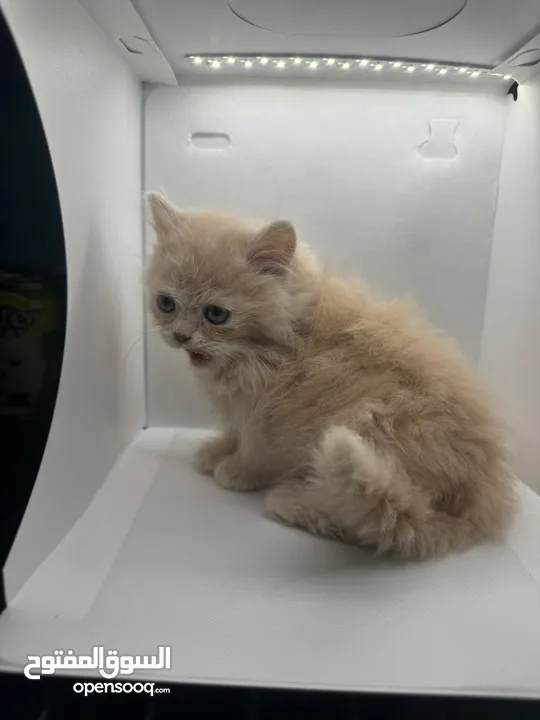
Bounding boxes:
507 80 519 101
0 673 539 718
0 9 67 611
227 0 467 39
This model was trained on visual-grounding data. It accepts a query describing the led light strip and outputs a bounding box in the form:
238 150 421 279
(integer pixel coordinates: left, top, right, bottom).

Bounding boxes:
187 55 513 82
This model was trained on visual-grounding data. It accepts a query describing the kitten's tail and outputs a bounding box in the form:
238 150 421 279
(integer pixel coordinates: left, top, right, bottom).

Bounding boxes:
311 426 492 559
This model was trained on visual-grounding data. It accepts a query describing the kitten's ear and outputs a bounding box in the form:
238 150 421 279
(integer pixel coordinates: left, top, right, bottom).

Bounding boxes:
248 220 296 275
146 193 185 239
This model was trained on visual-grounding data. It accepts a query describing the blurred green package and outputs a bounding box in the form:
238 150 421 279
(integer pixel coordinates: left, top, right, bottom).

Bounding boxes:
0 270 65 418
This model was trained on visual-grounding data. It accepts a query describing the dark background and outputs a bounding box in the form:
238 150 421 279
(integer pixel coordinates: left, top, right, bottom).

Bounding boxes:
0 8 66 610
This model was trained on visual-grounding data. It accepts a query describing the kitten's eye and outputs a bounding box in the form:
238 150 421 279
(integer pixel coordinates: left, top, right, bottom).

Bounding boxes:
204 305 230 325
156 294 176 313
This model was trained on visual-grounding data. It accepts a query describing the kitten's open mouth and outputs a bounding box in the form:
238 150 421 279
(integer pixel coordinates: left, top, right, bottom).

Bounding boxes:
186 350 210 367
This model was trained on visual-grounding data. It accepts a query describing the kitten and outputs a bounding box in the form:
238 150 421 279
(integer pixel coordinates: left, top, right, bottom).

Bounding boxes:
145 193 517 559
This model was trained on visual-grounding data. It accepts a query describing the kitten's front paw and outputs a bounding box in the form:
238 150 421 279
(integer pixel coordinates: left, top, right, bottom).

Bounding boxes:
214 455 262 492
194 433 237 476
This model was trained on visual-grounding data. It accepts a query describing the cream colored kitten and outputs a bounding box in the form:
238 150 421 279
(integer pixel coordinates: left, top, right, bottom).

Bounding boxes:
146 193 517 559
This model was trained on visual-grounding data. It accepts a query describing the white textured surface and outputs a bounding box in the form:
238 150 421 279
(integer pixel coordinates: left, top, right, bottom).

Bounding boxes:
2 0 144 599
480 81 540 494
145 83 506 428
133 0 540 70
1 429 539 695
228 0 467 38
78 0 177 85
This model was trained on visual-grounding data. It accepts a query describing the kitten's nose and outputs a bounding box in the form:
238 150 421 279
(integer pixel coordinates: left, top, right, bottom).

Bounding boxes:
174 332 191 344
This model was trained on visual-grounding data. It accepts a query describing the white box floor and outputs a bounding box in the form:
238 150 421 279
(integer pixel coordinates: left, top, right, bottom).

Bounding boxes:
1 428 540 696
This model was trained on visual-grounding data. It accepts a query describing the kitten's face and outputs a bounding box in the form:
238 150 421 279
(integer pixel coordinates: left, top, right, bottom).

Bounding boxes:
145 195 299 370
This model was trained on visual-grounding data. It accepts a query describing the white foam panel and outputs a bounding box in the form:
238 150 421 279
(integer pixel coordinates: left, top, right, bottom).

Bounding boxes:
145 83 507 428
1 430 538 694
2 0 144 601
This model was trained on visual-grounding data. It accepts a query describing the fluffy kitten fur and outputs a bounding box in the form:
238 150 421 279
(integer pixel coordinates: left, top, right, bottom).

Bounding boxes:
146 193 517 559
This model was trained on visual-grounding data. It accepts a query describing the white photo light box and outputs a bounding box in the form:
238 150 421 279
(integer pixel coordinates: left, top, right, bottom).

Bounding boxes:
0 0 539 698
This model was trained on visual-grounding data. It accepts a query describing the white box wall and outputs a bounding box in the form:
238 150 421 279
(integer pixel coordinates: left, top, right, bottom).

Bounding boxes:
145 82 507 429
1 0 539 699
1 0 144 598
480 81 540 494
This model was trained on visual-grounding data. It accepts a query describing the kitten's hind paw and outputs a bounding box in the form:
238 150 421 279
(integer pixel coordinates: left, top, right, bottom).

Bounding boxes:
266 483 347 542
265 484 305 524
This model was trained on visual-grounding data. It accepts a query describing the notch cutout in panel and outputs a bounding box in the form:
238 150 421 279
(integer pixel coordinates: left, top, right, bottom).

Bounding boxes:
119 36 152 55
419 119 458 159
189 132 231 151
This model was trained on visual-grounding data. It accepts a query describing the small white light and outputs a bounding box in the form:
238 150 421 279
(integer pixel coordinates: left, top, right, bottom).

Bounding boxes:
393 61 402 68
212 61 221 69
276 60 285 69
309 60 319 69
374 63 383 71
504 74 512 80
360 59 369 67
260 57 269 65
426 63 435 71
458 67 467 73
471 70 480 78
244 60 253 68
193 57 203 65
407 66 415 73
294 57 302 65
326 58 335 66
342 62 351 70
227 57 236 65
439 68 447 75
